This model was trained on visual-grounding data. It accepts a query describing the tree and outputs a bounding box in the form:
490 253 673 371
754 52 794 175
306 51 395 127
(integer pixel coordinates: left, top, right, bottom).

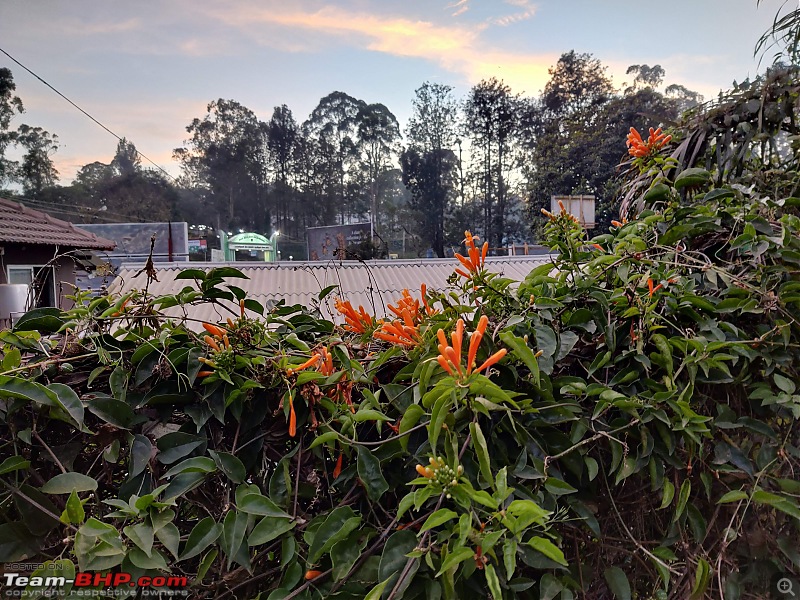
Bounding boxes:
523 54 680 233
111 137 141 176
267 105 301 238
16 124 59 197
401 147 457 258
356 103 400 233
174 99 268 231
303 92 366 225
0 68 24 187
402 83 459 257
541 50 615 116
464 78 522 249
624 63 665 93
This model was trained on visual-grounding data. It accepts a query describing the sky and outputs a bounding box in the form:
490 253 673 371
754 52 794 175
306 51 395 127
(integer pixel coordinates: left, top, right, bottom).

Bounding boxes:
0 0 782 183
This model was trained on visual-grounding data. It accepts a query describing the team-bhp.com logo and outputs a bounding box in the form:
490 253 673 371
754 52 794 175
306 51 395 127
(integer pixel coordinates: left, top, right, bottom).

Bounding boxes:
3 572 188 596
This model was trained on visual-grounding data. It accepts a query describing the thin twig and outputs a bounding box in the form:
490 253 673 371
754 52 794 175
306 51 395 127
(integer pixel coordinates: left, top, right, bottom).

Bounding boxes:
33 431 66 474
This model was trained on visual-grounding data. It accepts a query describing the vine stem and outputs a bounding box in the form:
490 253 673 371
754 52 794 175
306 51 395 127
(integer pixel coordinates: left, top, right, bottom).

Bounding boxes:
33 430 66 474
0 353 95 376
386 432 473 600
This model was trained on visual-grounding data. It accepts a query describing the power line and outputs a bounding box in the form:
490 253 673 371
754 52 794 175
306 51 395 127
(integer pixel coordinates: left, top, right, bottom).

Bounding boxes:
0 46 178 183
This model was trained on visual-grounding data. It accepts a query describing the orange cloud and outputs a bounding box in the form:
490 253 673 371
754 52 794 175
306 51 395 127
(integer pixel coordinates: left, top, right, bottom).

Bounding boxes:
207 3 556 94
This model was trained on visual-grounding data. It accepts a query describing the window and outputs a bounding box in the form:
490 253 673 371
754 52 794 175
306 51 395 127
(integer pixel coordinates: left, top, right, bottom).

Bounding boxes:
7 266 56 308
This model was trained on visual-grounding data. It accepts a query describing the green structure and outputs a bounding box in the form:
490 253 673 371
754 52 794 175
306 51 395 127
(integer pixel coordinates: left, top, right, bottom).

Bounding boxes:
220 231 280 262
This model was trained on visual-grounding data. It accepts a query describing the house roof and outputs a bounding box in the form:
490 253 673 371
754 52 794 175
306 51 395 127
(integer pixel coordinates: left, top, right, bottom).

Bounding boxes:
111 255 554 328
0 197 116 251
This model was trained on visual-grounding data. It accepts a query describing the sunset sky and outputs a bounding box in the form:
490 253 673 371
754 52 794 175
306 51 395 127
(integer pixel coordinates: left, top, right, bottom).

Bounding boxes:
1 0 780 183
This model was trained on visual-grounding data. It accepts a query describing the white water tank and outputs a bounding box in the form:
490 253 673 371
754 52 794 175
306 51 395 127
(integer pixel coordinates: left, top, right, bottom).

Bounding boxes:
0 284 31 325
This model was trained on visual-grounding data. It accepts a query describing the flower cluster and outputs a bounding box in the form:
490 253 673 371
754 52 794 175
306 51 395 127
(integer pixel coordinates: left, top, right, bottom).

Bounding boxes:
198 322 234 376
455 230 488 279
541 199 579 224
335 299 378 334
436 316 507 379
626 126 671 158
415 456 463 488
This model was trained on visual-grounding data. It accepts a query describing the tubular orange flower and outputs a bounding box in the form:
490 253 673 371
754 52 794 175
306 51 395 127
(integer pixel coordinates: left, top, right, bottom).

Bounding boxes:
227 317 235 329
305 570 322 581
627 126 671 158
223 334 231 349
454 230 486 279
467 315 489 372
592 243 603 251
335 298 375 333
294 354 321 372
333 453 343 479
204 335 221 352
475 349 507 374
416 464 434 478
648 278 655 296
541 208 556 221
239 299 246 318
374 319 420 347
288 395 297 437
203 322 225 338
611 220 623 228
197 371 214 378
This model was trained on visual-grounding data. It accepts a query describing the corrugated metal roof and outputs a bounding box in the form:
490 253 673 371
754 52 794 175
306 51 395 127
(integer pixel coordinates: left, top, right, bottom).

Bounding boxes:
111 256 553 328
0 197 116 250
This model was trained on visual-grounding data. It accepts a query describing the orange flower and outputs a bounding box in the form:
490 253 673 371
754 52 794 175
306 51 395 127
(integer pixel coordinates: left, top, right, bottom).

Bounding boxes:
335 298 376 333
203 322 225 338
627 126 671 158
454 230 488 279
592 243 603 251
611 220 623 228
333 453 343 479
416 464 434 478
437 316 507 378
204 335 221 352
239 299 246 318
197 370 214 378
292 354 322 373
288 395 297 437
304 570 322 581
314 347 335 376
374 317 420 347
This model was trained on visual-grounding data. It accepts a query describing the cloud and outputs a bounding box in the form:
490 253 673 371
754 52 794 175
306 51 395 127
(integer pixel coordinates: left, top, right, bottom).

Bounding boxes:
447 0 469 17
207 3 556 93
492 0 536 26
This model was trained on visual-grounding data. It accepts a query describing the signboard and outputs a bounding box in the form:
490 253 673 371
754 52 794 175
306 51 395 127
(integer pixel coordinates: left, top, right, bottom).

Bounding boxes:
551 196 595 229
188 239 207 253
307 223 371 261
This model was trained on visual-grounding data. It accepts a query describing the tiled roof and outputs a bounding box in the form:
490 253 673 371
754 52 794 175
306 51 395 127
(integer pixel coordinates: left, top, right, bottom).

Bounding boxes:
0 197 116 250
111 256 554 328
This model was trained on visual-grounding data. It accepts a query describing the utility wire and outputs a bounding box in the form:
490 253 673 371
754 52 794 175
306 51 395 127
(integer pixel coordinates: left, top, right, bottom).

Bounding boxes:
0 46 178 183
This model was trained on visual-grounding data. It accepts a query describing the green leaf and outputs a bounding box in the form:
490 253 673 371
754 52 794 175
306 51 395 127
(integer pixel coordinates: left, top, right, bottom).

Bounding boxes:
179 517 221 561
528 536 567 566
308 507 361 564
356 445 389 501
308 431 339 449
485 563 502 600
437 546 475 575
717 490 748 504
128 547 169 570
331 532 368 581
61 490 85 525
659 481 675 509
420 509 458 533
353 409 392 423
248 516 295 546
503 538 517 580
499 331 540 385
379 529 417 581
470 421 493 485
86 395 142 429
673 479 691 523
0 455 29 475
690 558 711 599
364 577 393 600
163 456 217 478
209 450 246 484
604 566 632 600
156 522 181 560
221 510 248 567
429 390 454 450
41 473 98 494
752 489 800 520
124 522 155 557
238 493 291 519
